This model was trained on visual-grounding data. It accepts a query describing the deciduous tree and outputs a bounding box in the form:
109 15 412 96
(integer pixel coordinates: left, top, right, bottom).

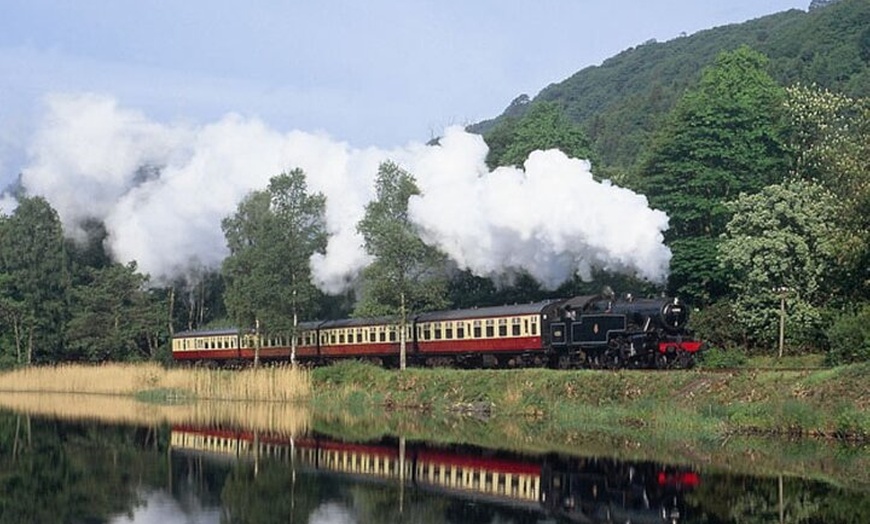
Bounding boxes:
356 161 448 369
221 169 327 365
784 84 870 301
718 180 841 351
639 46 791 304
484 101 595 169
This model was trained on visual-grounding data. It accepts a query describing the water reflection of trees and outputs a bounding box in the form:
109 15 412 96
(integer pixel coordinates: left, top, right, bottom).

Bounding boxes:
686 472 870 523
0 412 166 523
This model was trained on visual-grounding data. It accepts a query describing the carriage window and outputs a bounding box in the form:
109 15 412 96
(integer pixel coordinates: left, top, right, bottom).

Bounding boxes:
457 324 465 339
389 327 397 342
369 330 376 342
434 323 442 340
473 321 481 338
423 326 431 340
498 318 508 337
357 330 363 343
379 329 386 342
445 323 453 339
339 333 346 344
486 319 495 338
330 333 336 344
531 321 537 336
512 318 522 336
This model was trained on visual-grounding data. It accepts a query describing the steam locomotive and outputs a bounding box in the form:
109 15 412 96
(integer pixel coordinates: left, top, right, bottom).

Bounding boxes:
172 292 702 369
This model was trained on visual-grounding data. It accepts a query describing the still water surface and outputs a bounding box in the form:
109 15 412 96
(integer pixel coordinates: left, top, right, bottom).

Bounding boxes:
0 409 867 523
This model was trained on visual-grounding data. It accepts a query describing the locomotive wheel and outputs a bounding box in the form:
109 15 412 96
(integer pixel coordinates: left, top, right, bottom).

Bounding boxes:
677 352 695 369
655 352 672 369
605 338 627 369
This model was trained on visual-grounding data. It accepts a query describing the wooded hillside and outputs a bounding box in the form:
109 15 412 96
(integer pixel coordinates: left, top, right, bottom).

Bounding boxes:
470 0 868 172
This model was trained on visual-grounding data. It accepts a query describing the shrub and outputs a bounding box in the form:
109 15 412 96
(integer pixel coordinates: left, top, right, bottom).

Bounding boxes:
690 301 749 350
826 304 870 365
698 346 748 369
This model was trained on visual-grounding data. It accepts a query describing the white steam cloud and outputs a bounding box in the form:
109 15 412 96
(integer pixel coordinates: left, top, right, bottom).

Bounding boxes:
19 93 670 291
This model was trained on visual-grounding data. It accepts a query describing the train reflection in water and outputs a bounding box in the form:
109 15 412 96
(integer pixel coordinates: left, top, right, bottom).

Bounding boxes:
171 425 699 523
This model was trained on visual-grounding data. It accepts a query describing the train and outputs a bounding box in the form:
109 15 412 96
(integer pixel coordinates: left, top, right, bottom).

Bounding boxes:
171 424 699 522
172 292 703 369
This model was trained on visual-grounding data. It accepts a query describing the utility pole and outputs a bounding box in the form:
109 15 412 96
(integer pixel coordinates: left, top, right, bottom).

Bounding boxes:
400 292 407 370
777 287 788 358
254 318 261 368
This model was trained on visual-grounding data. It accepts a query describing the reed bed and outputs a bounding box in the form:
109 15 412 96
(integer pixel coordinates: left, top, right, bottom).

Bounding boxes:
0 362 311 402
0 392 311 437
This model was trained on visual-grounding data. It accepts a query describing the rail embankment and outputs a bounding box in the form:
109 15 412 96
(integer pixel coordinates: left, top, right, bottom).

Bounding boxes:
310 361 870 442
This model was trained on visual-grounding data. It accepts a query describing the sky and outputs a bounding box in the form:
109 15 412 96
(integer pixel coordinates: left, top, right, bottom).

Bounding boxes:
0 1 808 290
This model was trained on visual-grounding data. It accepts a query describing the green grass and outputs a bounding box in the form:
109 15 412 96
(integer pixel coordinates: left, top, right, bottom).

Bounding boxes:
310 361 870 441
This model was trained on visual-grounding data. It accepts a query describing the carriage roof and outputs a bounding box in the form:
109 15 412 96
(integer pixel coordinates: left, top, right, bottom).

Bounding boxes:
173 327 239 339
416 299 562 323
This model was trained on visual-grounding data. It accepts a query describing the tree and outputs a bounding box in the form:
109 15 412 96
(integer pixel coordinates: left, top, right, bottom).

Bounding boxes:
356 161 449 369
221 169 327 365
783 84 870 302
65 262 164 362
0 197 68 364
639 46 791 304
718 180 841 351
483 101 595 169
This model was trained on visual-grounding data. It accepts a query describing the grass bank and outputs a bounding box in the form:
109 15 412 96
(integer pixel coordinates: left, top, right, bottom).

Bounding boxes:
310 361 870 442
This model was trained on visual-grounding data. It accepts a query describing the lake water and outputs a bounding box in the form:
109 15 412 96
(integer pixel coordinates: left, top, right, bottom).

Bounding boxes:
0 407 867 523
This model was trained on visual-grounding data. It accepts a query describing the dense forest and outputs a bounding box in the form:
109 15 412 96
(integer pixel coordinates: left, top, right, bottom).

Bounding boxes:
0 0 868 367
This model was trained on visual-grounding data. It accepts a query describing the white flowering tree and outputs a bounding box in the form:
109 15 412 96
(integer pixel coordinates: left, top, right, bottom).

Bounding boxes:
718 180 842 351
784 84 870 301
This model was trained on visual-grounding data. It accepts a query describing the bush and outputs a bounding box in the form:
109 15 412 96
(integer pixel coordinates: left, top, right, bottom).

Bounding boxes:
690 301 749 350
826 305 870 365
698 346 748 369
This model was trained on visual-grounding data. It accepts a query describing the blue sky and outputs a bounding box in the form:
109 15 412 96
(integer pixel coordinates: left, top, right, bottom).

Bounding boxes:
1 1 806 183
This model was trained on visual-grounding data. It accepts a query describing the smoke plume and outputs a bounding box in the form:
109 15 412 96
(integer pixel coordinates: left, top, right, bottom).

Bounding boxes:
19 93 670 291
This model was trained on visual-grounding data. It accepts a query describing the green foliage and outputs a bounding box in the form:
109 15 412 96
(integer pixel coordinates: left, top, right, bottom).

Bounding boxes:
0 196 69 364
221 168 327 336
474 0 869 171
483 101 595 169
784 84 870 301
65 262 164 362
642 46 790 239
698 347 749 369
638 47 791 305
719 180 841 350
355 161 449 318
689 302 748 350
825 304 870 364
666 237 731 306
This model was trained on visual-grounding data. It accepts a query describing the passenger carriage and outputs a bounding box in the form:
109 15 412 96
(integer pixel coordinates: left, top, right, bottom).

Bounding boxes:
316 316 409 366
171 327 242 361
414 300 562 367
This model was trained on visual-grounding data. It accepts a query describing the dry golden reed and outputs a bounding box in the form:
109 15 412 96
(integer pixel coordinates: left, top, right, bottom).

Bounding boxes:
0 392 311 436
0 362 311 402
